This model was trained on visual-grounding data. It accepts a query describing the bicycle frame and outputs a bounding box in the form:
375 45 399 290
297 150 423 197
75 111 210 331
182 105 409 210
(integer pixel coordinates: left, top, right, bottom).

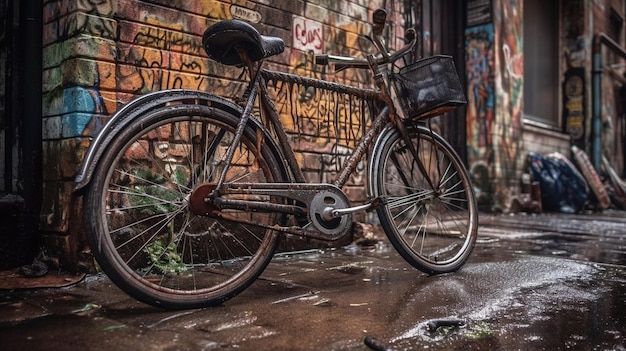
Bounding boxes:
206 53 436 242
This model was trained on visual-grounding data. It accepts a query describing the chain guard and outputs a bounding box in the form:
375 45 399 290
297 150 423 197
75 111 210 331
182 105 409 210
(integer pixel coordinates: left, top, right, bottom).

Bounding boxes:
199 182 356 241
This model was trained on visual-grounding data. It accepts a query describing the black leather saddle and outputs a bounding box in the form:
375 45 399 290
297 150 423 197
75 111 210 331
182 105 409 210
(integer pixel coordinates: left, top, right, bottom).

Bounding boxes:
202 20 285 66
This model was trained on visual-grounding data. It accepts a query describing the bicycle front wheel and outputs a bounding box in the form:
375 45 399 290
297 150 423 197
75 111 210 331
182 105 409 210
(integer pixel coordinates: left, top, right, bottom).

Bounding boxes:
85 98 284 309
372 125 477 274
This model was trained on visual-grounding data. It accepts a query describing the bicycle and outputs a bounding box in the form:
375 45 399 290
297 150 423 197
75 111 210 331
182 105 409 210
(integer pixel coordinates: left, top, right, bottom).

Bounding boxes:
74 9 477 310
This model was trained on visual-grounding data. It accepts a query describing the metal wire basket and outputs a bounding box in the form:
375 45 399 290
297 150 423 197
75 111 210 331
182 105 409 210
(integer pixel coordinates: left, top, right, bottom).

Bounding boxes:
392 55 466 120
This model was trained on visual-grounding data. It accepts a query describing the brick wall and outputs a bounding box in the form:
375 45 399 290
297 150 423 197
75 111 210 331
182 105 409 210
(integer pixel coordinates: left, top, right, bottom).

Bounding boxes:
41 0 408 270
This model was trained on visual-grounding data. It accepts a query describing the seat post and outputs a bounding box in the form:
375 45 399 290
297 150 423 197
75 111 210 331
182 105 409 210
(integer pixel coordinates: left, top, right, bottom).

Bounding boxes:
233 45 263 103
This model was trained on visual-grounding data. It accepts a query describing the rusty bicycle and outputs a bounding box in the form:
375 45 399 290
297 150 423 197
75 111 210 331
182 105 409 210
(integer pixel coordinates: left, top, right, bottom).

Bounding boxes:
74 9 477 309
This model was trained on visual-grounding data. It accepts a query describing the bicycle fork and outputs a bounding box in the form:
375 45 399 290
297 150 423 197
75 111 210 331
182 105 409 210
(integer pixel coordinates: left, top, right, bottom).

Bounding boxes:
367 52 439 194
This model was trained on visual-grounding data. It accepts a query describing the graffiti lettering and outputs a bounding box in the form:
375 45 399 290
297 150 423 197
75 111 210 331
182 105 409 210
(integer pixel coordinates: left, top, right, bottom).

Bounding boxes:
465 24 495 154
292 16 323 53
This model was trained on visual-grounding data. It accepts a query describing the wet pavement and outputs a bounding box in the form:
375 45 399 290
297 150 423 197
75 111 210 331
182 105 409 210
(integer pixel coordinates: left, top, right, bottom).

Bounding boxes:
1 210 625 350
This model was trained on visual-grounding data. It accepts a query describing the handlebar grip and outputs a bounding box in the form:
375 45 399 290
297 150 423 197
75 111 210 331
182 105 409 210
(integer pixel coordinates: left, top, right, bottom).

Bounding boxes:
315 54 329 66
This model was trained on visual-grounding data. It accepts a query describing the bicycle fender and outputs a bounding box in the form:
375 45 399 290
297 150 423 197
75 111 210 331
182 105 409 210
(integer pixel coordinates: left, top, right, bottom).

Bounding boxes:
73 89 259 193
367 124 398 198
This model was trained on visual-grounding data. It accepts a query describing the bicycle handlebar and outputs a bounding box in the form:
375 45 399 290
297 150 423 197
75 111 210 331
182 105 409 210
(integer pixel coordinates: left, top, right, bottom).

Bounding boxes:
315 28 417 71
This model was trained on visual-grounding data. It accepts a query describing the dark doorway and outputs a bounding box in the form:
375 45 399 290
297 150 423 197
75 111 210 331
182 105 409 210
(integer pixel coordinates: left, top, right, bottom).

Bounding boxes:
402 0 468 164
0 0 43 269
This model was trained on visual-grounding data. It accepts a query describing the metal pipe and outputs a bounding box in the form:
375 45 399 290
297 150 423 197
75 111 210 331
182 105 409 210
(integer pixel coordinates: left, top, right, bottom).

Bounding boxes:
591 32 626 171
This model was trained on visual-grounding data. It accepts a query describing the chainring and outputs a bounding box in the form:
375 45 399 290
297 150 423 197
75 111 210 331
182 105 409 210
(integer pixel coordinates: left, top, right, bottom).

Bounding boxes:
308 188 352 238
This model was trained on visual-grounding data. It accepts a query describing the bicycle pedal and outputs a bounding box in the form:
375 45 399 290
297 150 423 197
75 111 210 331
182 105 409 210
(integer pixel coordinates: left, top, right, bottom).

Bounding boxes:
367 196 387 212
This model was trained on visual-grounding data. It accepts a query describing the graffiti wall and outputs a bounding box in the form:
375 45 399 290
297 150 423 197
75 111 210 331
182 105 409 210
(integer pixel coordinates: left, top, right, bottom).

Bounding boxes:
465 24 495 161
493 0 524 207
41 0 407 267
465 3 496 210
465 0 523 211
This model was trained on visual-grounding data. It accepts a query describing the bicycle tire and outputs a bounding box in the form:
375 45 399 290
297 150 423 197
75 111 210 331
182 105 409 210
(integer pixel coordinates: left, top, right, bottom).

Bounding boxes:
85 97 285 309
372 124 477 274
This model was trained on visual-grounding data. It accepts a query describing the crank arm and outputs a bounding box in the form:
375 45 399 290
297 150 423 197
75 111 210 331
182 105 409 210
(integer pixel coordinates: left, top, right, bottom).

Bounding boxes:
320 197 385 221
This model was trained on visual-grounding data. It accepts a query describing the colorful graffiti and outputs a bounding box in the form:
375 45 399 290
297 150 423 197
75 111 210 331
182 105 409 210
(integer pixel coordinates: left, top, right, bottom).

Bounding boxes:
465 0 524 210
41 0 405 238
494 0 523 204
292 16 324 53
562 0 586 148
284 5 384 186
465 24 495 161
465 23 496 210
563 68 585 142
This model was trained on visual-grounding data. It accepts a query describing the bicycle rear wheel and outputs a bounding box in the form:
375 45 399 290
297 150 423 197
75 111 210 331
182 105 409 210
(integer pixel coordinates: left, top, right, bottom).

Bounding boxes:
85 98 284 309
372 125 477 274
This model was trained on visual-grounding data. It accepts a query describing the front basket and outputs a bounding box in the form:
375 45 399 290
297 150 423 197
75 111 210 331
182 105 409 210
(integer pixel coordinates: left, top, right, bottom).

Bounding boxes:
392 55 467 120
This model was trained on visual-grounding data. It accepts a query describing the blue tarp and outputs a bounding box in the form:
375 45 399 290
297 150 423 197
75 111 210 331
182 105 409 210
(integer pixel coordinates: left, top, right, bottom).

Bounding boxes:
528 152 589 213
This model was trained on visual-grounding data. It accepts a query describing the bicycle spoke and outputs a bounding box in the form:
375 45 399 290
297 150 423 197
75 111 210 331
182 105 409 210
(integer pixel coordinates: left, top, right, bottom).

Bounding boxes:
86 98 284 308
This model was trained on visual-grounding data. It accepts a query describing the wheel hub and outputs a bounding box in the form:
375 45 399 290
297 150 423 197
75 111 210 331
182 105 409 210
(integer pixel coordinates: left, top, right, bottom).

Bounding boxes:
188 183 217 216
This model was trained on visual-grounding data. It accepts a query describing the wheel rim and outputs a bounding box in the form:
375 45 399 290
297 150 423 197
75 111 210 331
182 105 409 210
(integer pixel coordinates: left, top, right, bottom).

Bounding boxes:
379 129 476 267
92 111 280 299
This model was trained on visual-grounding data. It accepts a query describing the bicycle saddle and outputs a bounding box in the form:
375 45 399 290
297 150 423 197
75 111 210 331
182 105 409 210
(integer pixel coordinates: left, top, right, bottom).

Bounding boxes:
202 19 285 66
